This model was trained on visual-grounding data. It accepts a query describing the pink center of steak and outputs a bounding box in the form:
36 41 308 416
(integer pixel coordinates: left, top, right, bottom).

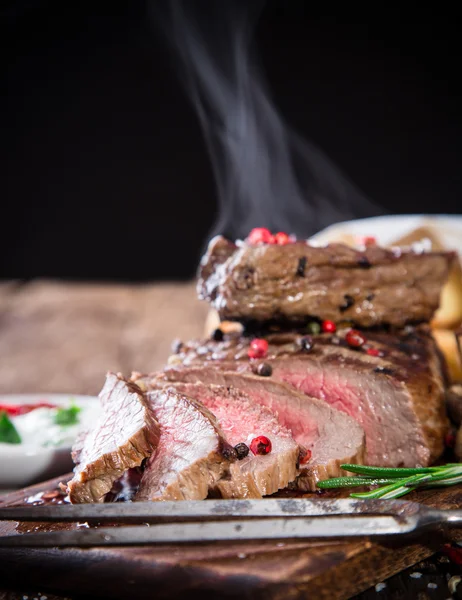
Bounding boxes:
283 369 359 418
135 389 229 501
152 370 365 490
163 381 300 497
271 360 427 466
166 327 448 468
201 393 292 445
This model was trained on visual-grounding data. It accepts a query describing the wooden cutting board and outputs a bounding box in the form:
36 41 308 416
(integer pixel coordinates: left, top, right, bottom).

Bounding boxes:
1 476 462 600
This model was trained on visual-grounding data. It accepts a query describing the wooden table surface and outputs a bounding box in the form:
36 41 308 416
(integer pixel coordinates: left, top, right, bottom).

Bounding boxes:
0 280 208 395
1 280 462 600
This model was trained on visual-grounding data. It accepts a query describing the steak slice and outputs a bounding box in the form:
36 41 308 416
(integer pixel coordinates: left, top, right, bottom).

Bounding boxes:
164 326 449 468
150 381 301 497
135 389 233 501
135 374 365 491
198 235 454 327
68 373 160 503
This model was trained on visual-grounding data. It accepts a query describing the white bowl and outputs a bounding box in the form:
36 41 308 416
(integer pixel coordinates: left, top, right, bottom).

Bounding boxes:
0 394 99 489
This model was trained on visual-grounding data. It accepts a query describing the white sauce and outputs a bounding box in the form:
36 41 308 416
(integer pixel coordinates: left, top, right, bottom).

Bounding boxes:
1 403 100 450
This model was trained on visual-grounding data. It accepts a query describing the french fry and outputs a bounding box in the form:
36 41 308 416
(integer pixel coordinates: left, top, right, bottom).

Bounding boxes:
391 227 462 330
431 261 462 329
204 309 220 337
432 329 462 383
204 309 243 337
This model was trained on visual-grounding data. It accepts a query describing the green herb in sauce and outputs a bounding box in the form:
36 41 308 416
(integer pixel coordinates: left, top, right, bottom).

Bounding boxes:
0 411 22 444
54 404 81 426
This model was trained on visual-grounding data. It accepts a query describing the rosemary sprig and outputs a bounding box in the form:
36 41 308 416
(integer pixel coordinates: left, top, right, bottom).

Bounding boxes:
317 463 462 499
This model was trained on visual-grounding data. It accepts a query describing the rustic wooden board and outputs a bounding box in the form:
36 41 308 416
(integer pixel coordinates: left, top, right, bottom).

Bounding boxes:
1 477 462 600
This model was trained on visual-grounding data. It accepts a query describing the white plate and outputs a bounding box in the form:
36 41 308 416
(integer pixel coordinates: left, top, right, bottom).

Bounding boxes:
311 214 462 256
0 394 99 489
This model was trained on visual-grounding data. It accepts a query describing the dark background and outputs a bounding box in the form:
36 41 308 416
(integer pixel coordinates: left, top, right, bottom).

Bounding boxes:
2 1 461 281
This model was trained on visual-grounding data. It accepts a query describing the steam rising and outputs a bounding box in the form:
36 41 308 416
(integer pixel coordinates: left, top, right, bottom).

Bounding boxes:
153 0 380 239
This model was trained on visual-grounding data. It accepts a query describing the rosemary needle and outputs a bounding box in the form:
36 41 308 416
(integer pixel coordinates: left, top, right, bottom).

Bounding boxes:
339 464 439 478
317 477 404 489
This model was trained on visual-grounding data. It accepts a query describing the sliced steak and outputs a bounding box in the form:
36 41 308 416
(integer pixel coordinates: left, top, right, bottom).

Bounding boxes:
68 373 160 503
163 326 449 468
135 374 365 491
198 235 454 327
136 389 232 501
152 381 301 497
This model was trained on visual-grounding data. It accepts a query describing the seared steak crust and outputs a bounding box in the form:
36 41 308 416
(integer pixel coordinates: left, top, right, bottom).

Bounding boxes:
198 236 454 327
68 373 160 503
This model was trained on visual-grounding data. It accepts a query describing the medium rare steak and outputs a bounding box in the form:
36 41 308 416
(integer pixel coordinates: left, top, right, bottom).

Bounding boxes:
149 381 301 497
198 236 454 327
135 373 365 491
164 326 449 468
135 389 233 501
68 373 160 503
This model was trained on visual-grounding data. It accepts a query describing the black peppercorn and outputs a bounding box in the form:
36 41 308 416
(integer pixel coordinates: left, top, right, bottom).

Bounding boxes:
296 256 307 277
339 294 355 312
234 443 250 460
373 366 394 375
256 362 272 376
357 256 371 269
300 335 314 352
403 325 416 339
212 328 224 341
171 339 183 354
222 446 238 460
233 267 255 290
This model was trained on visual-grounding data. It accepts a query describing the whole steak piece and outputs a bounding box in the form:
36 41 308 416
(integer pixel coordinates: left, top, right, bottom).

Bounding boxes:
68 373 160 503
135 389 233 501
134 373 365 492
198 236 454 327
163 326 449 468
